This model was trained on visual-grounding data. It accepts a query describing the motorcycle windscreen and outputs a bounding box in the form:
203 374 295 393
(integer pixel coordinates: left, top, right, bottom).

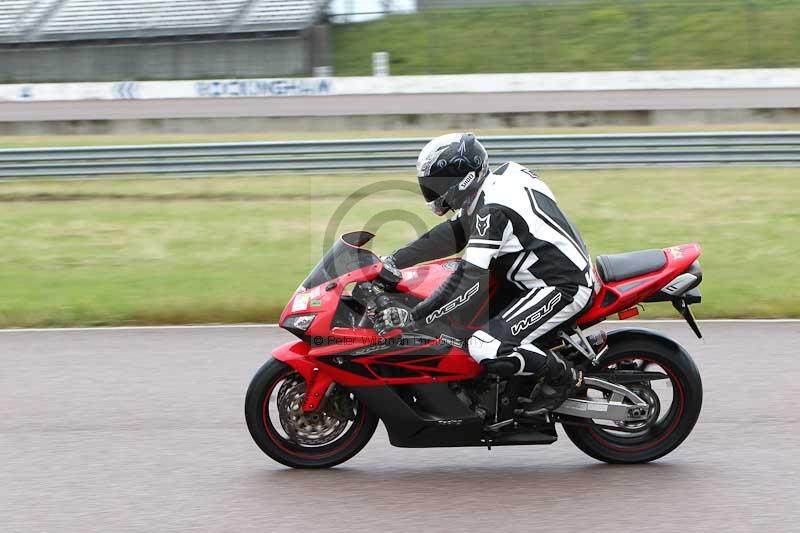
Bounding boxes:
299 231 379 290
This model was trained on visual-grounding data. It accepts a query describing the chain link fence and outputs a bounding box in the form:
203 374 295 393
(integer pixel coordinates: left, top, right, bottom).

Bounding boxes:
327 0 800 75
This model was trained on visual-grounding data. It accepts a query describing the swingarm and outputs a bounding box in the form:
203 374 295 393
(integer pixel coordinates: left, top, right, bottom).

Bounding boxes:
553 377 652 423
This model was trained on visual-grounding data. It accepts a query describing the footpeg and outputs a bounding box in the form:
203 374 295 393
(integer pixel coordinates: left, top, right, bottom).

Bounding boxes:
515 407 548 419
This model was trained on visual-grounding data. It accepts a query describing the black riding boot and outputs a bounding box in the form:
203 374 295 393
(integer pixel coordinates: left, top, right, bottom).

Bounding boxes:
534 350 582 409
480 348 581 409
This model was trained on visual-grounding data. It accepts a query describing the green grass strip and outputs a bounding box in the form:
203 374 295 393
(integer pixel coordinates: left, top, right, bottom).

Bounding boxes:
0 167 797 327
333 1 800 75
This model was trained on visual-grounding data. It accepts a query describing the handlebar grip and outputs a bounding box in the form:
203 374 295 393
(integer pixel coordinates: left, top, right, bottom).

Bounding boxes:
374 293 393 309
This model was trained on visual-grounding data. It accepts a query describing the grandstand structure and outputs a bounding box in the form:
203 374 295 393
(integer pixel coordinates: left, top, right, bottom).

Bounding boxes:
0 0 328 82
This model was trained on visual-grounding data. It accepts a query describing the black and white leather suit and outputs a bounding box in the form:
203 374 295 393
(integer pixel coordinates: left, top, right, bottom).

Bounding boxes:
392 162 594 375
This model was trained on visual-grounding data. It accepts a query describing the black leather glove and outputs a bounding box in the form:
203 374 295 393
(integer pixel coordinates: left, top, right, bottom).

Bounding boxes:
373 301 415 336
374 255 403 292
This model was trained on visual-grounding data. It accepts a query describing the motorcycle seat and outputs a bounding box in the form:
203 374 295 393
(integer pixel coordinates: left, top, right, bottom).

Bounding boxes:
595 249 666 283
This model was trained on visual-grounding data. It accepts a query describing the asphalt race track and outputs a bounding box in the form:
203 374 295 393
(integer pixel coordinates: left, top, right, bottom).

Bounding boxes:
3 88 800 122
2 321 798 532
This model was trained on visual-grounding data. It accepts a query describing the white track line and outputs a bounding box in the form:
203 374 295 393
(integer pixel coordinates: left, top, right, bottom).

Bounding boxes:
611 319 800 323
0 323 281 333
0 319 797 333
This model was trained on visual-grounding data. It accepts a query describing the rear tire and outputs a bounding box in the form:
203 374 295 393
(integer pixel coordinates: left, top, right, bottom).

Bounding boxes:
245 359 379 469
563 335 703 464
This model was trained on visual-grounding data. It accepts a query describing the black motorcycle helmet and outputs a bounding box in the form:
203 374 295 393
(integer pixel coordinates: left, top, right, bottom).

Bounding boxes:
416 132 490 215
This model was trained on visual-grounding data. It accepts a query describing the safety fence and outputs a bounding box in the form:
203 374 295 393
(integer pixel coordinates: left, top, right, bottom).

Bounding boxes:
1 132 799 178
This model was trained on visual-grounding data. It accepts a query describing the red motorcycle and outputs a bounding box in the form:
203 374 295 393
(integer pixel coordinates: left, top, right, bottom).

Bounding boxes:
246 231 704 468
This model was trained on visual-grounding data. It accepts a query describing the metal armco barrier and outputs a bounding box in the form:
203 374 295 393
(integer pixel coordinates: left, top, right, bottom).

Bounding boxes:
1 132 799 178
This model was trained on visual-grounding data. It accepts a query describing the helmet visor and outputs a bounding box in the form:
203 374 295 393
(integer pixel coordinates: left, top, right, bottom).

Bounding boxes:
418 175 452 204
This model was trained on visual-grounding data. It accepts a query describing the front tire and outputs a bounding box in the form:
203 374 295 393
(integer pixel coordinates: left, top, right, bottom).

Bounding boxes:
563 334 703 464
245 359 378 468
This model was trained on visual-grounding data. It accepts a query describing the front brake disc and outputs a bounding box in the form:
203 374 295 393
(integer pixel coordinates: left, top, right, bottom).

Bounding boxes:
276 379 349 446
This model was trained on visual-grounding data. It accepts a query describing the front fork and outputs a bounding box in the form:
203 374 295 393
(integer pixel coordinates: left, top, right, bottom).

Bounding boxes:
300 368 335 412
271 340 334 412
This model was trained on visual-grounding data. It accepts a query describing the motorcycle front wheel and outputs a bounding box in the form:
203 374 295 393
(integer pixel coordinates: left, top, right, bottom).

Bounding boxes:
245 359 378 469
563 334 703 464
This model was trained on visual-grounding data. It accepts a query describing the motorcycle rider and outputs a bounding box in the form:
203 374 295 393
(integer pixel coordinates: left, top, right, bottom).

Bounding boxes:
373 132 594 406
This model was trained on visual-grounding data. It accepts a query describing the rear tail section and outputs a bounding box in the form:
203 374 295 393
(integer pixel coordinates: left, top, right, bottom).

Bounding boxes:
579 243 703 335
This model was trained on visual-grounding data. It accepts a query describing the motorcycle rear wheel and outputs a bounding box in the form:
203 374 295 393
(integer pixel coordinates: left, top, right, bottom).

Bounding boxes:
563 335 703 464
245 358 378 468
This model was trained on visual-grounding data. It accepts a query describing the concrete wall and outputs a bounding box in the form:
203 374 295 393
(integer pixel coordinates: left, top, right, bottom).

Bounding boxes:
8 69 800 102
418 0 556 9
3 108 799 135
0 36 311 83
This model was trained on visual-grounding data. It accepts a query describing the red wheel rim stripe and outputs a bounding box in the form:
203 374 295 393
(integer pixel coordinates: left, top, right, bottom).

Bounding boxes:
588 356 686 453
261 370 366 459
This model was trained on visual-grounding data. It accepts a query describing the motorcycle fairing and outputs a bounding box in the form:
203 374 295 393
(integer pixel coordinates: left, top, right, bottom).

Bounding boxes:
275 234 702 413
273 333 482 386
270 340 334 412
349 382 557 448
578 243 702 326
272 336 481 413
